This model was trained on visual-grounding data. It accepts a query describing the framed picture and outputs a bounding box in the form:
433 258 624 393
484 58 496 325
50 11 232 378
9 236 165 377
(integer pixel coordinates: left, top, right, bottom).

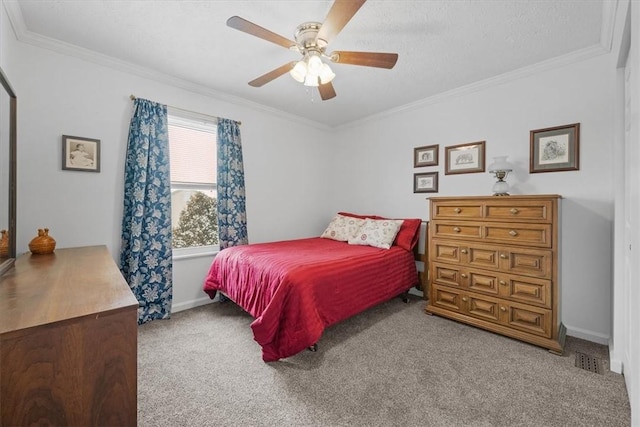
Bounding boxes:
62 135 100 172
413 172 438 193
445 141 486 175
414 144 439 167
530 123 580 173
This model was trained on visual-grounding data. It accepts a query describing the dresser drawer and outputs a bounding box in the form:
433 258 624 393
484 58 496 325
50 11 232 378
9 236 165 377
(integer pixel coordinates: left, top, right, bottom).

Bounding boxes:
431 201 483 220
500 274 551 308
484 200 553 223
431 221 482 240
484 223 552 248
431 262 463 288
504 301 552 338
499 247 552 278
431 284 465 313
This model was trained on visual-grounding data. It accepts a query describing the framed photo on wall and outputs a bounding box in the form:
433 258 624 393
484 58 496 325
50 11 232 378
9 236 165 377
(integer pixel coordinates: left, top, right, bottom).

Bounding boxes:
413 172 438 193
62 135 101 172
413 144 439 167
444 141 486 175
530 123 580 173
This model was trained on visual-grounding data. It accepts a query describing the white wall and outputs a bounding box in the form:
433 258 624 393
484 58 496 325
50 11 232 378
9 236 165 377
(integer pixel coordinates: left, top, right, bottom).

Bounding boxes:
329 53 616 344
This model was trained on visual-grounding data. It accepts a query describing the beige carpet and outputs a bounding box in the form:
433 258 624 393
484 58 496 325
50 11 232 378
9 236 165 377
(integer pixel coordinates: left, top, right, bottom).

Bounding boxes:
138 295 630 427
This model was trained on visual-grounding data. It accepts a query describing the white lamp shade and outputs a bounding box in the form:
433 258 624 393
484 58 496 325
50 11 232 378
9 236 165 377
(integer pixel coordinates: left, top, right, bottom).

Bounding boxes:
289 61 307 83
488 155 513 173
307 55 323 75
319 63 336 84
304 73 319 87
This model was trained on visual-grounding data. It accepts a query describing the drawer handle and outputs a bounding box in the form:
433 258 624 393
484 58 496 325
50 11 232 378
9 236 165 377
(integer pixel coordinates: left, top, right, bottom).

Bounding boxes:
461 249 468 254
510 208 519 215
461 273 468 278
454 208 462 213
509 230 518 237
462 297 468 302
499 280 507 286
500 254 508 259
453 227 461 232
500 306 507 312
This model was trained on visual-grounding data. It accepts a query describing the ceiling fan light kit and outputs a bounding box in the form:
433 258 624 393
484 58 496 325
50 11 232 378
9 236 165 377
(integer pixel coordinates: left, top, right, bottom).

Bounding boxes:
227 0 398 100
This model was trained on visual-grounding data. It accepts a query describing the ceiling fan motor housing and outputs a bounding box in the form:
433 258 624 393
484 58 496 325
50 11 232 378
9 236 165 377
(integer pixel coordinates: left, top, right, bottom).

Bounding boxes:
294 22 327 52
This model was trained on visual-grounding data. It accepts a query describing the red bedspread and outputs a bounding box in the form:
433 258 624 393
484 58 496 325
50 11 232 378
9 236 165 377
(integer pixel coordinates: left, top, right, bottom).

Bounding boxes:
203 237 418 362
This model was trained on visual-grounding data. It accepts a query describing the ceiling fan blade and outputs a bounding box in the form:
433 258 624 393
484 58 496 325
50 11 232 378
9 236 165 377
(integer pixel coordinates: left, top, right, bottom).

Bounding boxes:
316 0 366 47
248 62 296 87
318 82 337 100
330 51 398 69
227 16 297 49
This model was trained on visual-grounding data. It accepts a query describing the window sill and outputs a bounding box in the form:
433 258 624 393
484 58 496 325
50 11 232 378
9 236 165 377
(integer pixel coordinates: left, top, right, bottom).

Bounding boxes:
172 246 220 261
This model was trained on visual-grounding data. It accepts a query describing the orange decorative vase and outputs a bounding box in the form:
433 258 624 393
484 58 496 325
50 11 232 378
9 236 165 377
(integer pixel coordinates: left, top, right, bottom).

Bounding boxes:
29 228 56 255
0 229 8 257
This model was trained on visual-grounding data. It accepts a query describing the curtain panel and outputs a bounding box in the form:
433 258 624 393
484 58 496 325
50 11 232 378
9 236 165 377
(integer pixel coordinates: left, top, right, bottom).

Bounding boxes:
120 98 173 324
217 118 248 248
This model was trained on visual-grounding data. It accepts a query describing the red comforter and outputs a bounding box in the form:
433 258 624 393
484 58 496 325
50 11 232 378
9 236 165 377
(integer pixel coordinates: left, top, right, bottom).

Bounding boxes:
203 237 418 362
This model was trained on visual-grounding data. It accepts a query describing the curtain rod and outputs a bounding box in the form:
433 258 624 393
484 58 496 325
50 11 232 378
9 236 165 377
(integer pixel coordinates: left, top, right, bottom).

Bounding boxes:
129 94 241 125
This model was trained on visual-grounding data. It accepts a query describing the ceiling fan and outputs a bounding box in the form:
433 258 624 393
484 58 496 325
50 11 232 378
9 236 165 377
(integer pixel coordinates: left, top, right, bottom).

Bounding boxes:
227 0 398 101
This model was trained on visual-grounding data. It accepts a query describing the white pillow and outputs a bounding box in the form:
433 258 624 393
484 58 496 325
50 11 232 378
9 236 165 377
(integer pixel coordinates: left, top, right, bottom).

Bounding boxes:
320 214 365 242
348 218 403 249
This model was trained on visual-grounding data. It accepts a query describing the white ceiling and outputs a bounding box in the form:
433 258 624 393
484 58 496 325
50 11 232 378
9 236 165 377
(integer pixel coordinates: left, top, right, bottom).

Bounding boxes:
5 0 611 128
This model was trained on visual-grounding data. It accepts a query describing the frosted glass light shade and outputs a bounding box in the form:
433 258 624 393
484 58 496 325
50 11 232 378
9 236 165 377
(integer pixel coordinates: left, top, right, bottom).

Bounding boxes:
319 63 335 84
289 61 307 83
304 73 319 87
488 155 513 173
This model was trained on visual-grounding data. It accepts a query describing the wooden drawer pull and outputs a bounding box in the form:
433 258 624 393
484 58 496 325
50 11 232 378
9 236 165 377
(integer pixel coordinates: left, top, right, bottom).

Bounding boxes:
461 273 468 278
453 227 461 232
509 230 518 237
454 208 462 213
500 306 507 312
461 249 468 254
500 254 508 259
462 297 468 302
499 280 507 286
510 208 519 215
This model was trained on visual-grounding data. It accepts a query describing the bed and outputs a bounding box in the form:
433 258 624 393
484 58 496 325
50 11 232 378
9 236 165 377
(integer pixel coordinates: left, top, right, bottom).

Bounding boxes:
203 213 423 362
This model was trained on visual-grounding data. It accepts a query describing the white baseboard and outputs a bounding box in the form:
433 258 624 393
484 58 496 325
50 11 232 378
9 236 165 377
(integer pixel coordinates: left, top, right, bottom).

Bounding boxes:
172 296 216 313
564 324 610 345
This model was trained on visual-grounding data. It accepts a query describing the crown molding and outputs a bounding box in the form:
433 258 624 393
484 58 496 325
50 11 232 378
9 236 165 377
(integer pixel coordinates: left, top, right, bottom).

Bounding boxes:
600 0 619 52
338 43 609 131
2 1 331 132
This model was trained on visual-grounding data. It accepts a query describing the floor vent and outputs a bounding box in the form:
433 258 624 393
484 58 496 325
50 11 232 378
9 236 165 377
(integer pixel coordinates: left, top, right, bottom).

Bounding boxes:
575 352 603 374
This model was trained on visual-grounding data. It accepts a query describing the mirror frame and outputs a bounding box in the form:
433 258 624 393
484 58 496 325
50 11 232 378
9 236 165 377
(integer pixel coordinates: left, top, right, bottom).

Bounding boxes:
0 66 16 277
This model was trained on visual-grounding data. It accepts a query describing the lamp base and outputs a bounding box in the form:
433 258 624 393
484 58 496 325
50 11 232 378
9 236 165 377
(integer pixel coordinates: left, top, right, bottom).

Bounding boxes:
492 179 510 196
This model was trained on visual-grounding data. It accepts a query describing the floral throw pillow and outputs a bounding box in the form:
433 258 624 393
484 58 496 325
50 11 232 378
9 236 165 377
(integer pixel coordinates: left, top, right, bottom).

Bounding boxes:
348 219 403 249
320 214 365 242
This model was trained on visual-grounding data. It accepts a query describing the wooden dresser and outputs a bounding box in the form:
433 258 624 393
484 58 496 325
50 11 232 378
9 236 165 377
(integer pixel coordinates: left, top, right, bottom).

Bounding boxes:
0 245 139 426
425 195 565 353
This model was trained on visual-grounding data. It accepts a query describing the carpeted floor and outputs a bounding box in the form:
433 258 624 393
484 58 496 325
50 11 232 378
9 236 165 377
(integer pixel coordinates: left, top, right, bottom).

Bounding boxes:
138 295 630 427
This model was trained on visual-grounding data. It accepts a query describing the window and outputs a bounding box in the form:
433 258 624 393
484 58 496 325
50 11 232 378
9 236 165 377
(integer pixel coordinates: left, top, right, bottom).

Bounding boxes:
168 112 218 250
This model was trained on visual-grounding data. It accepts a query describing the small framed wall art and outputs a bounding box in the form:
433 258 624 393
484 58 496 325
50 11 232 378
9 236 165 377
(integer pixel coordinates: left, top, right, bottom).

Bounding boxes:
530 123 580 173
413 144 439 167
413 172 438 193
62 135 100 172
444 141 486 175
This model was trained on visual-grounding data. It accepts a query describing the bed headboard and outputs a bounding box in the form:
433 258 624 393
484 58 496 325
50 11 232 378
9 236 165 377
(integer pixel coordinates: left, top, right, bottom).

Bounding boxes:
413 221 428 297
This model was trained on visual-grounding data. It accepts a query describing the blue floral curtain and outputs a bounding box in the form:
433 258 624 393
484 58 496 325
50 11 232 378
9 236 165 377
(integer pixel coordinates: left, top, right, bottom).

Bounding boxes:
217 118 248 248
120 98 173 325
